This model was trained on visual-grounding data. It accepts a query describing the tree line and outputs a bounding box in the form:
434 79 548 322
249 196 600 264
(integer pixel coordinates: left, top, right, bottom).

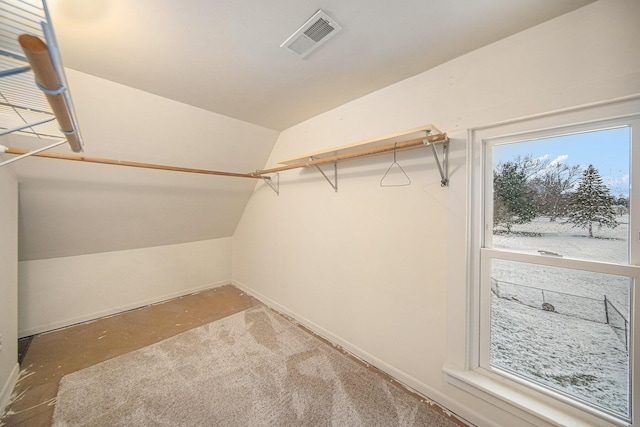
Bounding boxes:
494 155 626 237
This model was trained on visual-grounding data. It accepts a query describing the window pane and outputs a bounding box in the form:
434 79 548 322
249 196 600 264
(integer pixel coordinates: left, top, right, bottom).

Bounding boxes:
491 127 630 264
490 259 631 420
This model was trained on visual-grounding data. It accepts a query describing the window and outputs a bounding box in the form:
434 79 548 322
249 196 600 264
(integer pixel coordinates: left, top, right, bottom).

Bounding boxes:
463 102 640 426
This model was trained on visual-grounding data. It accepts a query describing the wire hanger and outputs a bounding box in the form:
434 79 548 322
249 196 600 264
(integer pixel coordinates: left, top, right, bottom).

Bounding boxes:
380 143 411 187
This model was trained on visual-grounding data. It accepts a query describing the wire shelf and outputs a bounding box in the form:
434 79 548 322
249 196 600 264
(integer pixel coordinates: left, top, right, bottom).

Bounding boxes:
0 0 70 141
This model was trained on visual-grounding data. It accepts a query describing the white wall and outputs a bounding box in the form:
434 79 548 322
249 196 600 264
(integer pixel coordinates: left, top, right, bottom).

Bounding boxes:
233 2 640 426
10 69 279 261
18 237 232 337
0 166 19 414
13 67 276 337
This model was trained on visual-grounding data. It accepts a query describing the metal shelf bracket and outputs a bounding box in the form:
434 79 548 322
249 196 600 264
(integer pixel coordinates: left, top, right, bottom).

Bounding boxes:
423 131 449 186
261 173 279 195
310 157 338 192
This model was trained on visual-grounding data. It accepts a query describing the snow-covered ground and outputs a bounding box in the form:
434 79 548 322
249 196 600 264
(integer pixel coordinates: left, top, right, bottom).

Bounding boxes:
493 216 630 314
491 297 629 417
490 215 631 419
494 215 629 263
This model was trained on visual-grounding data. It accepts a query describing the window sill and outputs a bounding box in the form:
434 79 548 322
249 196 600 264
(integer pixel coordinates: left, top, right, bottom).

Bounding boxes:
442 365 627 427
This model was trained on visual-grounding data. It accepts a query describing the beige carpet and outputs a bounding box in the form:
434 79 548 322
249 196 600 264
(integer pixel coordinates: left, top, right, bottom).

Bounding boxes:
52 305 460 426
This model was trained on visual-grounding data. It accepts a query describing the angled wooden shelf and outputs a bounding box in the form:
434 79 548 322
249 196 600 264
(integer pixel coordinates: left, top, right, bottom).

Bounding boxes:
278 124 443 165
252 124 450 193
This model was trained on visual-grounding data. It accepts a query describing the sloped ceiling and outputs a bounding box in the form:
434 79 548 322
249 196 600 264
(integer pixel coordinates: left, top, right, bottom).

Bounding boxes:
3 0 595 260
49 0 595 130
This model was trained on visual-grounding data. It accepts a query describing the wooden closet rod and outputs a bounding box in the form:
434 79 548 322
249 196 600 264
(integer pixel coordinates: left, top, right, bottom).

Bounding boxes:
2 132 447 179
2 147 259 179
19 34 84 153
251 132 448 176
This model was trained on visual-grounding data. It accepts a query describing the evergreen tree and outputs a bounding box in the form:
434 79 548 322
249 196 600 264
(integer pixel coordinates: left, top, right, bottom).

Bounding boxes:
493 161 538 233
566 165 617 237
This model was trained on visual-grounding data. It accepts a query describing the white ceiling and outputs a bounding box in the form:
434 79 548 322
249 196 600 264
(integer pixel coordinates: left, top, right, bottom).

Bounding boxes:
49 0 595 131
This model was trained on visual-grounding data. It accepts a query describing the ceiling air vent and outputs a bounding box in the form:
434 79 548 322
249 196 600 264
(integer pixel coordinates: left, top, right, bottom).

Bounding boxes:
281 10 342 58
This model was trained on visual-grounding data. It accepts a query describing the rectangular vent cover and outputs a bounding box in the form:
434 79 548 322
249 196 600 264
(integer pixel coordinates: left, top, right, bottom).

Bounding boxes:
281 10 342 58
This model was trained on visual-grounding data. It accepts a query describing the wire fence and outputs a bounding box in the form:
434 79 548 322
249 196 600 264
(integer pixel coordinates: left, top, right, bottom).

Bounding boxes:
605 296 629 351
491 278 628 350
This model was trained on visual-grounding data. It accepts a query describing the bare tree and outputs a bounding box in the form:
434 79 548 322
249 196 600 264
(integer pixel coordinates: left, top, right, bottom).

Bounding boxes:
512 154 549 180
532 162 582 221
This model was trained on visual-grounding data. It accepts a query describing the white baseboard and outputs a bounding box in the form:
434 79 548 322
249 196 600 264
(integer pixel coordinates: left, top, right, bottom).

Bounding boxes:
19 280 230 338
0 363 19 419
231 280 489 427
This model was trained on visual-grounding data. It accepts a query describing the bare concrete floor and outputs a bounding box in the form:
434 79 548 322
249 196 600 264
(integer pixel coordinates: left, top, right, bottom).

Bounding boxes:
1 284 467 427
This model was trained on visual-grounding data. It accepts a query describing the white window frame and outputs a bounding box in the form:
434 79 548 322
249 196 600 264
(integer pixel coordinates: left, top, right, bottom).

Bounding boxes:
445 97 640 427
